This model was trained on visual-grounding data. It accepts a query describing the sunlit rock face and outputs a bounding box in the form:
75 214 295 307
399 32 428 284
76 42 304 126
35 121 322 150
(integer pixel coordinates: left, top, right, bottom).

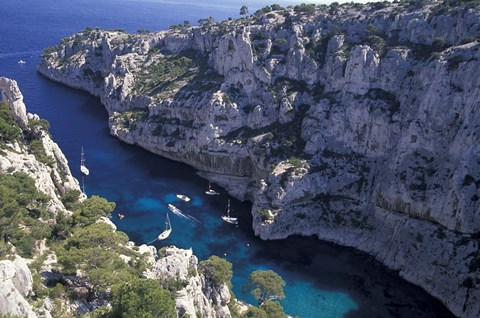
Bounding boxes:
39 2 480 317
0 256 36 318
144 246 232 318
0 77 80 214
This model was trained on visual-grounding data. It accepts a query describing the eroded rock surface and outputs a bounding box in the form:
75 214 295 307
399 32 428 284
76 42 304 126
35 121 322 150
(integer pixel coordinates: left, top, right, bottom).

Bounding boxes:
38 3 480 317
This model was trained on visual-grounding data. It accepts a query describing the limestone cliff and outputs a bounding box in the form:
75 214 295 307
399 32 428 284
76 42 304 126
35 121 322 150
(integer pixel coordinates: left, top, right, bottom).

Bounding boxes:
0 77 81 317
0 78 232 318
38 2 480 317
145 247 232 318
0 77 80 214
0 256 36 318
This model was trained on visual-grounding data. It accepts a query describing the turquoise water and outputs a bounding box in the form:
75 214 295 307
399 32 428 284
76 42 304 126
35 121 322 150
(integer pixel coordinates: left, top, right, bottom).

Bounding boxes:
0 1 455 317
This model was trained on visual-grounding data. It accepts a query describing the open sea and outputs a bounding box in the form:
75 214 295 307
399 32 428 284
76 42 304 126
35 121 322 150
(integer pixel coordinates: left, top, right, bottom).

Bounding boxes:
0 1 455 317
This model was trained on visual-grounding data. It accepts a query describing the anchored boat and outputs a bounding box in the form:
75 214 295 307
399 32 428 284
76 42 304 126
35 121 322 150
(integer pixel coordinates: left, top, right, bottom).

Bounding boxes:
221 199 238 225
80 147 90 175
205 181 219 195
176 194 191 202
157 213 172 240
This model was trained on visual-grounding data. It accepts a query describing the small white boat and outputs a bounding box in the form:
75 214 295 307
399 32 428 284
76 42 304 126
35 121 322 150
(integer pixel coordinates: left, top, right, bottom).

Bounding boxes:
205 181 219 195
176 194 190 202
80 147 90 176
157 214 172 240
168 203 201 223
18 60 26 64
221 199 238 225
168 204 183 216
118 213 125 219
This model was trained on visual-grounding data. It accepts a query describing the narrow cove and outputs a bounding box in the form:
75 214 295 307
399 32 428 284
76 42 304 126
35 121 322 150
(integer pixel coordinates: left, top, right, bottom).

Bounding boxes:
0 0 458 316
27 78 452 318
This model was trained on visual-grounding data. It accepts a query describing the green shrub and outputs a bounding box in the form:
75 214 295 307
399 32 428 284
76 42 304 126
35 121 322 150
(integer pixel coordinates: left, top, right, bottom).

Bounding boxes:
199 255 233 288
287 157 303 168
28 140 56 167
61 189 81 210
0 102 21 143
260 300 287 318
294 3 317 14
257 209 272 222
0 172 52 257
110 278 176 318
243 307 267 318
28 119 50 132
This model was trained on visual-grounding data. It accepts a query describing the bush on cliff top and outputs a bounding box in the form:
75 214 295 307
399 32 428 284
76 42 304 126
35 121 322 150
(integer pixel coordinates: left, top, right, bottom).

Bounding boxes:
109 278 176 318
0 102 21 144
199 255 233 288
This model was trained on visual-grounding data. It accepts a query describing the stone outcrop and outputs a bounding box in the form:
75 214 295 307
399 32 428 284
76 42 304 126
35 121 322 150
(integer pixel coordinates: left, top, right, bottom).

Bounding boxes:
0 77 81 214
0 256 36 318
38 2 480 317
0 77 82 318
144 247 232 318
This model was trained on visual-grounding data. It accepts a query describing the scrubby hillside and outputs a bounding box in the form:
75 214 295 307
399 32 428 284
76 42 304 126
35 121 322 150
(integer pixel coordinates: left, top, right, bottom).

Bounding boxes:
0 78 254 318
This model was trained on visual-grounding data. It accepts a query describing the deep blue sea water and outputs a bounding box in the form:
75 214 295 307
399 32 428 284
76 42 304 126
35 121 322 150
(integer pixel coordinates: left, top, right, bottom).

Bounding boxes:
0 1 455 317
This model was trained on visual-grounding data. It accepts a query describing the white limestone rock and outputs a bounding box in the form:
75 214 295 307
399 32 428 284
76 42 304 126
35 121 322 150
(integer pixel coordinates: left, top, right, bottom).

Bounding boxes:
37 4 480 317
0 256 36 318
0 77 81 215
146 246 232 318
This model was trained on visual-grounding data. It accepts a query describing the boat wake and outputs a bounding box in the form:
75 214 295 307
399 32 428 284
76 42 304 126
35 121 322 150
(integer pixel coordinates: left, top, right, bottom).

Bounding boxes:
168 204 201 223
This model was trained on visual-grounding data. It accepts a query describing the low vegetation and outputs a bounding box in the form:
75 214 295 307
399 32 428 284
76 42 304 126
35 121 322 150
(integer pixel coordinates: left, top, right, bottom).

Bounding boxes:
0 102 22 144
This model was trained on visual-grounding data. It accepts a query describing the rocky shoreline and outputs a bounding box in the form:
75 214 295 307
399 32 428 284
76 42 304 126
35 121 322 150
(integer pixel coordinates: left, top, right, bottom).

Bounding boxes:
0 78 234 318
38 2 479 317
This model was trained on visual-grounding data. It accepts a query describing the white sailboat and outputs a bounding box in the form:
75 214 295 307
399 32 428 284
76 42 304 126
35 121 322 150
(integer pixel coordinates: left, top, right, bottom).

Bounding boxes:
80 147 90 176
157 213 172 240
221 199 238 224
205 181 219 195
176 194 191 202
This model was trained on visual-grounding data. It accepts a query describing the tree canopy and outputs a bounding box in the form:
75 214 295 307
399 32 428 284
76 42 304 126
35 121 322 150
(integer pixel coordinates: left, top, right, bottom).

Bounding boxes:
199 255 233 288
110 278 176 318
260 300 287 318
243 306 267 318
247 270 286 305
0 102 21 143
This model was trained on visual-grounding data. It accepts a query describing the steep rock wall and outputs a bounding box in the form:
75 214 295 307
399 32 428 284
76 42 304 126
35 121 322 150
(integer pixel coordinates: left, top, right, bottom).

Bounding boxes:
38 3 480 317
144 247 232 318
0 77 80 213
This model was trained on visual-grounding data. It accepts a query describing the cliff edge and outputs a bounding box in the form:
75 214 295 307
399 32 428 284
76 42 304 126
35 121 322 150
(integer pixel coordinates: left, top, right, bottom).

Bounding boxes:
38 2 480 317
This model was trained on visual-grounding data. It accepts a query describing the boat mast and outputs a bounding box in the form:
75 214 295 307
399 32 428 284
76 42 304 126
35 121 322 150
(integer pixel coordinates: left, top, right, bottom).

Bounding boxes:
81 176 86 195
227 199 231 217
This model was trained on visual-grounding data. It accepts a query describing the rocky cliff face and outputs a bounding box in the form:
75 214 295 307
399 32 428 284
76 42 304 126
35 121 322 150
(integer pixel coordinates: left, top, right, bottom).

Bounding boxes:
38 2 480 317
0 78 232 318
0 77 80 214
0 256 36 318
0 77 82 317
145 247 232 318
